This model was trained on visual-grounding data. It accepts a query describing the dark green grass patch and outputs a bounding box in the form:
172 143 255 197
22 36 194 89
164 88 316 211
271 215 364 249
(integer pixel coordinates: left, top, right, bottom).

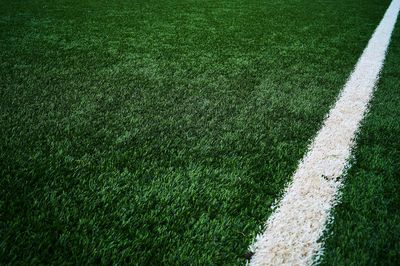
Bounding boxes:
0 0 391 264
319 17 400 265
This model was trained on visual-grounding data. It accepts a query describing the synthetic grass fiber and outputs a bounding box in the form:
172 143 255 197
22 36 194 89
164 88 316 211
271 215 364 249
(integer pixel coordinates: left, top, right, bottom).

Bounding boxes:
0 0 392 264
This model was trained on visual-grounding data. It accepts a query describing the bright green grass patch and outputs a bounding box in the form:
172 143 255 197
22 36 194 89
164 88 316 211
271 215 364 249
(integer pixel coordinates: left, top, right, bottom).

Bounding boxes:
0 0 391 264
319 17 400 265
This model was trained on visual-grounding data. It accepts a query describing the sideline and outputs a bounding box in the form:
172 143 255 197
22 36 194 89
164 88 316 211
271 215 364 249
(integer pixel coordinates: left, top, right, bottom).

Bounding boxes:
249 0 400 264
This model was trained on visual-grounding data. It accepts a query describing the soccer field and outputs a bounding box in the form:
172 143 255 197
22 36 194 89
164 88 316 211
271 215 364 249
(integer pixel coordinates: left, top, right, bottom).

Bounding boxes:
1 0 399 264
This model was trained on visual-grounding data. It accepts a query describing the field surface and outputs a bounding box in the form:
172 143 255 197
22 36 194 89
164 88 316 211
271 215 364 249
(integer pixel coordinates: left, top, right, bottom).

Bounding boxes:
0 0 397 264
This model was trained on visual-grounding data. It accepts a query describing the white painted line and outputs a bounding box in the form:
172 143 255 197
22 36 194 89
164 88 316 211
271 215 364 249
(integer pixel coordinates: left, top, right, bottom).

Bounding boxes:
249 0 400 265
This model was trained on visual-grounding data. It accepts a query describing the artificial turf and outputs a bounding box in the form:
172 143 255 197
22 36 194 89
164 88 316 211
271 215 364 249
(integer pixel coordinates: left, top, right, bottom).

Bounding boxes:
0 0 392 264
319 16 400 265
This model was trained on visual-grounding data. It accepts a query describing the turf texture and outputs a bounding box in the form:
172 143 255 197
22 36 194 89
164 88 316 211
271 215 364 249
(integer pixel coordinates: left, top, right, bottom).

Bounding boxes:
319 16 400 265
0 0 392 264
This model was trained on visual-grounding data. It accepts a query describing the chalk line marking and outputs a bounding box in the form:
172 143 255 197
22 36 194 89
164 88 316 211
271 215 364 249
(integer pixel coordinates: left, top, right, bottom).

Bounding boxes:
249 0 400 265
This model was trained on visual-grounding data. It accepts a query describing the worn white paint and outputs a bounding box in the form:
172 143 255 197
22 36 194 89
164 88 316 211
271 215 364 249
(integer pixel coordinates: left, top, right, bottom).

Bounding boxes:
249 0 400 265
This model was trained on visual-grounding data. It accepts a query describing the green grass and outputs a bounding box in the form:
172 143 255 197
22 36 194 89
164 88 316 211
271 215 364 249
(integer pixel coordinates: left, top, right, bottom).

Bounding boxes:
319 17 400 266
0 0 392 264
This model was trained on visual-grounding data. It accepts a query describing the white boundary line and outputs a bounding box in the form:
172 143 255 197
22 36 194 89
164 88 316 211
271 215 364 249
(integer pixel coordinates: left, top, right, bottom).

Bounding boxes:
249 0 400 265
